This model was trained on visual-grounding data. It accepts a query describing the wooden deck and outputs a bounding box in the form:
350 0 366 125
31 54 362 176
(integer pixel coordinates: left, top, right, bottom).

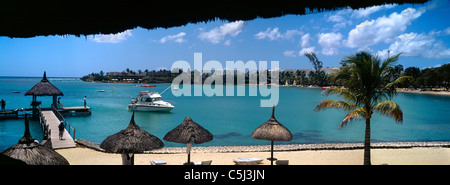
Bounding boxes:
41 110 76 149
60 106 90 110
58 106 91 115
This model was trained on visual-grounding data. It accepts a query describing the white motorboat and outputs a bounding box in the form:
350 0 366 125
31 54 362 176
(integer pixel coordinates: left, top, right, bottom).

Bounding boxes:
127 91 174 112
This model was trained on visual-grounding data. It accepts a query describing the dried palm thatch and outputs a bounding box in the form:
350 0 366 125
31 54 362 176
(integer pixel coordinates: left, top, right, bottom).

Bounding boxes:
0 1 428 38
25 72 63 96
164 116 213 164
164 116 213 144
100 112 164 154
251 106 292 165
251 106 293 141
0 153 27 165
1 114 70 165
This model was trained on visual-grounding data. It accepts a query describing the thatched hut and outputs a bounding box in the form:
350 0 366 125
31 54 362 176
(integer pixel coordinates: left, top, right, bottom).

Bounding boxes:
164 116 213 164
100 112 164 165
25 71 63 117
251 106 292 165
1 114 70 165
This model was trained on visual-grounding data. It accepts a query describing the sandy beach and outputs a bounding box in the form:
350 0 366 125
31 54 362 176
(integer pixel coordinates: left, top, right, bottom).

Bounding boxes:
56 141 449 165
396 88 450 96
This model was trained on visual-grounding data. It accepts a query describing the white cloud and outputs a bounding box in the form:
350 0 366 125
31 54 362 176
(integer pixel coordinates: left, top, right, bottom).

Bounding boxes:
254 27 302 41
326 9 353 30
317 32 343 55
445 27 450 35
377 32 450 59
351 4 397 18
160 32 186 43
429 27 450 36
300 33 311 48
298 33 316 55
343 7 425 48
224 40 231 46
255 27 281 40
283 50 297 57
198 20 245 44
91 30 132 43
298 47 316 56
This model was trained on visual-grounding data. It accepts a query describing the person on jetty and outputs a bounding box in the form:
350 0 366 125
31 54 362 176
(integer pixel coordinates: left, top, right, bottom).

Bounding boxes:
58 97 62 108
58 121 65 140
84 96 87 108
1 99 5 111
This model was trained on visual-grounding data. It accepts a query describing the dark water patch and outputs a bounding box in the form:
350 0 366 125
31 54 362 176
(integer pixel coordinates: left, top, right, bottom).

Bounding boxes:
214 132 242 139
292 132 322 139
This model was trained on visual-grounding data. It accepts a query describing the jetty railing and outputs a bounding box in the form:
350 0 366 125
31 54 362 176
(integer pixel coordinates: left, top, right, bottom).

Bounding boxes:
52 105 76 139
38 105 51 139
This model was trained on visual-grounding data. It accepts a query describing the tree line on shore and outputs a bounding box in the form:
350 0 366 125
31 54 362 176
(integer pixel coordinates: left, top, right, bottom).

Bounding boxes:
80 53 450 90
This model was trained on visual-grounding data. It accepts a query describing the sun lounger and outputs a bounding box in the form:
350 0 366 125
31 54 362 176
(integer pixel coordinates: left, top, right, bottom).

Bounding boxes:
233 158 263 165
150 159 167 165
276 160 289 165
194 160 212 165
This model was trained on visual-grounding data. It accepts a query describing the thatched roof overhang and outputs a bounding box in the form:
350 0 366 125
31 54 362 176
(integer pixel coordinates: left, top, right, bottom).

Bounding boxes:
0 0 428 38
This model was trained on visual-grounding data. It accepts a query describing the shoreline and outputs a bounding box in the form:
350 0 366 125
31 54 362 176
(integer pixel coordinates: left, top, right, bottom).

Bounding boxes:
75 139 450 154
82 79 450 96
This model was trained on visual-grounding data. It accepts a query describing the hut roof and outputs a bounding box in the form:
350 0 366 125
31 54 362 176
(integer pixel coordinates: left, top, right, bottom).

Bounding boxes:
0 0 428 38
251 106 293 141
25 71 63 96
1 114 70 165
100 112 164 153
164 116 213 144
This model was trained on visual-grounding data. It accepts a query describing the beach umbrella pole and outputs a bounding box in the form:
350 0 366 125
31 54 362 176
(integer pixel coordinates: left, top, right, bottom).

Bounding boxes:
270 140 274 165
186 142 192 165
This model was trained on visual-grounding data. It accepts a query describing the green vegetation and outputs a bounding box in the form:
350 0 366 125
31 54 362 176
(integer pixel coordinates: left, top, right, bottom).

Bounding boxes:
314 51 411 165
80 60 450 90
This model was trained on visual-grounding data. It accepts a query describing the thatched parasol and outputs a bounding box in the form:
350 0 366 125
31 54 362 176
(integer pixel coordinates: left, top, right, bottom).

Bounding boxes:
251 105 292 165
1 114 70 165
164 116 213 164
25 71 63 117
100 112 164 165
25 71 63 97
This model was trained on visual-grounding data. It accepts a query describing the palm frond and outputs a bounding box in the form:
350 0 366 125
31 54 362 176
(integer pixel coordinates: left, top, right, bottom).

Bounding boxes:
381 53 402 71
373 100 403 123
384 76 413 90
322 87 358 103
339 107 365 129
314 100 357 112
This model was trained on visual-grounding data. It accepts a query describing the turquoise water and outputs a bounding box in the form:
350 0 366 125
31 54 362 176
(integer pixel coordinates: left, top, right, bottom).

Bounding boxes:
1 77 449 151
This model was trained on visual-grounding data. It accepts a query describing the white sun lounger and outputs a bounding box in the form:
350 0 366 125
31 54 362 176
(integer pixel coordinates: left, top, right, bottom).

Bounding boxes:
194 160 212 165
150 159 167 165
233 158 263 165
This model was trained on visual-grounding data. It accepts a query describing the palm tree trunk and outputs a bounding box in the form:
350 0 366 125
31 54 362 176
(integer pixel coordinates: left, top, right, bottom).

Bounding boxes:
364 118 371 165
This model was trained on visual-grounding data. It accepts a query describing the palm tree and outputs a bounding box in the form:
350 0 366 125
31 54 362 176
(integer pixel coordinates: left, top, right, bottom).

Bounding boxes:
314 51 412 165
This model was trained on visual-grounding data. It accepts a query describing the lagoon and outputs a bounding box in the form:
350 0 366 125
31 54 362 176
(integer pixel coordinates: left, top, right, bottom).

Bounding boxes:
1 77 449 151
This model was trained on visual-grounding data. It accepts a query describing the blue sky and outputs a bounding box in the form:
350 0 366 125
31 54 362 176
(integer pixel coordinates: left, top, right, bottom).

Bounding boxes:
0 0 449 77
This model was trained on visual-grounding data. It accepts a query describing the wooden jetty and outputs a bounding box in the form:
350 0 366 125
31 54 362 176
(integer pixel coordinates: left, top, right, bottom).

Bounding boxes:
40 109 76 149
0 109 20 120
0 106 91 120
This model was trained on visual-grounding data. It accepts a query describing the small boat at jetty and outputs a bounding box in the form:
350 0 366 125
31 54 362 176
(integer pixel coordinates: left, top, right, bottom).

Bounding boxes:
96 90 105 92
139 84 156 87
127 91 174 112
